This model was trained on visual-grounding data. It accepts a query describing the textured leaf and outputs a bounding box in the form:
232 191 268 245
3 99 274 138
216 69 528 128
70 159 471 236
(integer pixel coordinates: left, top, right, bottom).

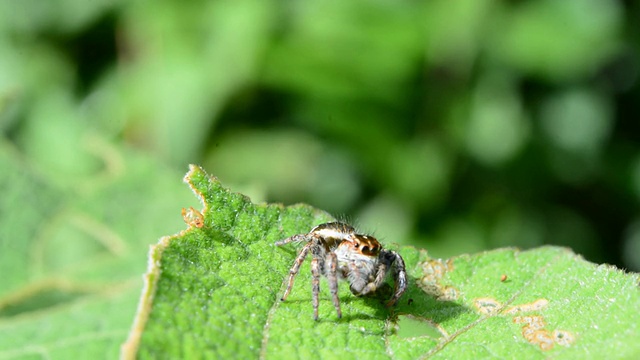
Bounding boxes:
125 165 640 359
390 247 640 359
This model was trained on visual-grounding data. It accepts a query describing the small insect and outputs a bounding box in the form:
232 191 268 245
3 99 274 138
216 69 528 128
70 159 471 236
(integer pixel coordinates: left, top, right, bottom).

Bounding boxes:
275 222 407 320
500 274 508 282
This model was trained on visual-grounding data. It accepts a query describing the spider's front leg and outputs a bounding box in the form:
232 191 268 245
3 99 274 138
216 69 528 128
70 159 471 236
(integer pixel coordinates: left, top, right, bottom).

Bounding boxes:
325 251 342 319
277 237 313 302
311 256 321 321
351 262 389 297
275 233 310 247
385 250 407 307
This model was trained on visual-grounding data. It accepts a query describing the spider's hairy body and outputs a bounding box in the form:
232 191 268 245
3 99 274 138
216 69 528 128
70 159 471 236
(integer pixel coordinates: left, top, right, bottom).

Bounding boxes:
275 222 407 320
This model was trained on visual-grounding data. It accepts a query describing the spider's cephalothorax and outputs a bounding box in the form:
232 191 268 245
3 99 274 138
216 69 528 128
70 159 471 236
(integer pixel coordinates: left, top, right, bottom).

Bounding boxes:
275 222 407 320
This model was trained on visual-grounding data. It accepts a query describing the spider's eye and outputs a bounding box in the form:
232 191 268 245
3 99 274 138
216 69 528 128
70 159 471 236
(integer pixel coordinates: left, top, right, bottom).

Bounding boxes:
362 246 369 253
354 243 359 248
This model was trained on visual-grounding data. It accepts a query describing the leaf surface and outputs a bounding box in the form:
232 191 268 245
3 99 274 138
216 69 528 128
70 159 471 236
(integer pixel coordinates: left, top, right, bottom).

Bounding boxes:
127 165 640 359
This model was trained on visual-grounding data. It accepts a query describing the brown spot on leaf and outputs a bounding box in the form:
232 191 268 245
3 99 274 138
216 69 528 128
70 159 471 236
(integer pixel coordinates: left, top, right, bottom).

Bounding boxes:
473 297 502 315
530 329 555 351
552 330 575 347
514 315 546 330
417 259 459 300
182 207 204 228
513 314 575 350
439 286 459 301
504 298 549 314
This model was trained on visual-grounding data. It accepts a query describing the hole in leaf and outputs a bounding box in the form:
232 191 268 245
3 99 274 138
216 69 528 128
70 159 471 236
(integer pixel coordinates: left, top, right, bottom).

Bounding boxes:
395 315 443 339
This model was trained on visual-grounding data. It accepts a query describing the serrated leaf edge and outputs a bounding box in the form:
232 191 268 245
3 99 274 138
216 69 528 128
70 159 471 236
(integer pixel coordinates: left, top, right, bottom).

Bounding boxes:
120 165 209 359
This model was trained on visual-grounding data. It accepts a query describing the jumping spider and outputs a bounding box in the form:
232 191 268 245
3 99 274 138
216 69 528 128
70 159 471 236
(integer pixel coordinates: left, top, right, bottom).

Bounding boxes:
275 222 407 320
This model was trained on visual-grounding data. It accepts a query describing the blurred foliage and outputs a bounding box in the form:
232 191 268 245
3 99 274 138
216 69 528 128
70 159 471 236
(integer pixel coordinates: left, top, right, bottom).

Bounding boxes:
1 0 639 280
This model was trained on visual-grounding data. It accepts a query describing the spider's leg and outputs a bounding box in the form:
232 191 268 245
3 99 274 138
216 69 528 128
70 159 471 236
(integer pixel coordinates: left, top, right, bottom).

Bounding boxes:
280 241 312 301
311 255 321 321
326 252 342 319
385 251 407 307
275 234 309 246
348 261 365 295
359 262 389 296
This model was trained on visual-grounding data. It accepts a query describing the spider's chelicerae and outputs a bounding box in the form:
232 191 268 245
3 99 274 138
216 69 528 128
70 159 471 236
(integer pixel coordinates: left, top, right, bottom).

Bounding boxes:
275 222 407 320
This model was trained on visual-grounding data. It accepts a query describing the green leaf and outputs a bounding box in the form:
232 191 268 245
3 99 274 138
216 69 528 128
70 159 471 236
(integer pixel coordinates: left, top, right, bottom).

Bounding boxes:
0 140 195 359
126 165 640 359
391 247 640 358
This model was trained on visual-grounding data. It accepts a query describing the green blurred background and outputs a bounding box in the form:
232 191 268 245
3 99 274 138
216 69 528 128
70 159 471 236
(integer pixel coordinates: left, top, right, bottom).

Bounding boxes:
2 0 639 272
